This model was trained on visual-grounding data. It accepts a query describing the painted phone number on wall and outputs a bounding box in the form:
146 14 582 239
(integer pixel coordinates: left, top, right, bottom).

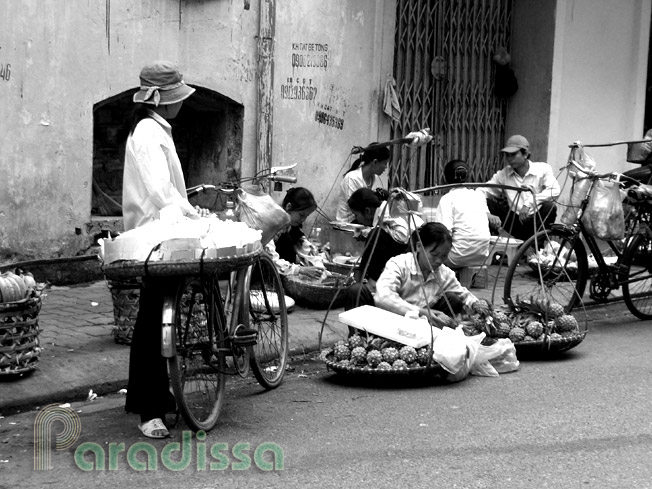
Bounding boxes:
314 110 344 130
281 84 318 100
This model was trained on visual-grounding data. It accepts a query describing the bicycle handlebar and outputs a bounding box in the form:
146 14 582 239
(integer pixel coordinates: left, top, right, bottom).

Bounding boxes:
268 174 297 184
565 158 641 185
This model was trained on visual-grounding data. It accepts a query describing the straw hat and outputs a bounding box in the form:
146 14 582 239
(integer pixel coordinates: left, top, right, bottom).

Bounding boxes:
133 60 195 106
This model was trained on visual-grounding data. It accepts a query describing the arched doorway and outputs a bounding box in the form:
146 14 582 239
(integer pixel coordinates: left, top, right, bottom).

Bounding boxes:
92 86 244 218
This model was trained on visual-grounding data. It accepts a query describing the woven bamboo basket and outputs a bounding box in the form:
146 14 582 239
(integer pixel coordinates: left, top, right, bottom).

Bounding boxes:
107 279 141 345
0 293 43 375
281 272 352 309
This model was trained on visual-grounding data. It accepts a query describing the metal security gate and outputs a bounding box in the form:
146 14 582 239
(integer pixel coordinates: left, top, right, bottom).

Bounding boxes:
390 0 514 191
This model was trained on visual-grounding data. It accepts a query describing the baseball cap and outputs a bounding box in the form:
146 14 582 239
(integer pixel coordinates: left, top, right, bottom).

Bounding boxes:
501 135 530 153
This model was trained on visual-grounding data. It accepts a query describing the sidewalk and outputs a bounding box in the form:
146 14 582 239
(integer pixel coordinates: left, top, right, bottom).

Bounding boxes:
0 267 625 414
0 280 350 414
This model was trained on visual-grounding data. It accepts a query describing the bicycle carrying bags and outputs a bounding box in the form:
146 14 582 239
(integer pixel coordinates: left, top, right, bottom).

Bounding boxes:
237 185 291 246
581 179 625 241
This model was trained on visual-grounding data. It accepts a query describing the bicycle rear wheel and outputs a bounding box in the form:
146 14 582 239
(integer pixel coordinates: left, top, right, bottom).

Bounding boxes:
167 277 226 432
622 228 652 319
503 228 589 313
247 253 289 389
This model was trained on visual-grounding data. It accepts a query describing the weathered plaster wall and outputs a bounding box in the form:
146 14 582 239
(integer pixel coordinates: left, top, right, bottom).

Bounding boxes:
271 0 395 233
507 0 556 162
0 0 394 259
547 0 651 174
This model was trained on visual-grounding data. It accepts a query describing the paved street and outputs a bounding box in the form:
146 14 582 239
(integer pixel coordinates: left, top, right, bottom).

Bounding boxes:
0 300 650 488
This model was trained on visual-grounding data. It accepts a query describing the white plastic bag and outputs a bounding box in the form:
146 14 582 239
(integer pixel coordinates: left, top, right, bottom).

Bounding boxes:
581 179 625 240
432 326 482 383
471 338 519 377
237 185 291 245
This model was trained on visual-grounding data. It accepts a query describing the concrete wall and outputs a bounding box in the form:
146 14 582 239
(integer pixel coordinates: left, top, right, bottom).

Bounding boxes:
0 0 394 260
507 0 556 162
547 0 651 174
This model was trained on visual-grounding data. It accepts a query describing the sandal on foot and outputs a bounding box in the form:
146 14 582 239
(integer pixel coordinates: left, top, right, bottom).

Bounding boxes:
138 418 170 439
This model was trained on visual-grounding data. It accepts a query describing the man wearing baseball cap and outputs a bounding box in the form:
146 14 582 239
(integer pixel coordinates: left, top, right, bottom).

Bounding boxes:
479 135 560 241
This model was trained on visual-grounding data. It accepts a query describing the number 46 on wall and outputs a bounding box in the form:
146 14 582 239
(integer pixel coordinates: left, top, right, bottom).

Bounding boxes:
0 63 11 82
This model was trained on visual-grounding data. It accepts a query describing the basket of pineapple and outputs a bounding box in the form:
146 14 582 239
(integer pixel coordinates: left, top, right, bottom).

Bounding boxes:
461 298 587 355
320 333 445 376
0 269 47 375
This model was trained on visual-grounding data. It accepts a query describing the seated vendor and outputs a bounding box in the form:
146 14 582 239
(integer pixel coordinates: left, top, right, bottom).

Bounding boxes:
431 159 497 269
347 187 423 289
267 187 324 279
334 145 390 223
344 222 488 330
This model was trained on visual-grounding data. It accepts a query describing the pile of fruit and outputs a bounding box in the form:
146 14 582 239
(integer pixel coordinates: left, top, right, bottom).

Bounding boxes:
462 298 582 344
0 270 39 303
324 333 435 371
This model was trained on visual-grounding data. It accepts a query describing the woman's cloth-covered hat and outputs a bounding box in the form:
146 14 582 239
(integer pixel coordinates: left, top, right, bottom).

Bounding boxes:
133 60 195 106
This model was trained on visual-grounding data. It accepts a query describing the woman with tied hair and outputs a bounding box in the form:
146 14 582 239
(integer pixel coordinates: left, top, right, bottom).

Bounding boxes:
335 144 390 223
267 187 324 279
432 159 493 269
347 187 423 289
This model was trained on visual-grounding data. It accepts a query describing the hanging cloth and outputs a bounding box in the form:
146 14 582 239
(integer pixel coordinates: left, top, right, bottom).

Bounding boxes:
383 75 402 122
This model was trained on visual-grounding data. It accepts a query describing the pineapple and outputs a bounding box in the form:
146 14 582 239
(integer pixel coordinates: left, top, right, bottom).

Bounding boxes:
495 322 512 339
525 321 544 339
382 347 399 364
547 302 565 319
350 346 367 365
333 344 351 361
348 334 365 349
416 347 431 366
399 346 417 364
377 361 391 370
555 314 579 333
509 326 526 343
392 359 408 370
366 350 383 367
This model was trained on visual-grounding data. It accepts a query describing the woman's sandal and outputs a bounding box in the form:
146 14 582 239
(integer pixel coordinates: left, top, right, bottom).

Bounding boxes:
138 418 170 439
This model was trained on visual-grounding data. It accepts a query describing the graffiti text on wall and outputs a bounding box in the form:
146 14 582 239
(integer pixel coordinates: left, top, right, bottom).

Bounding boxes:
291 43 328 70
281 78 318 101
314 84 348 131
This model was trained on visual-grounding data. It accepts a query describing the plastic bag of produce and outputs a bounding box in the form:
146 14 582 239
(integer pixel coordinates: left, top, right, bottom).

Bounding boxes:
471 338 519 376
561 145 596 226
432 326 482 382
237 185 291 245
581 179 625 240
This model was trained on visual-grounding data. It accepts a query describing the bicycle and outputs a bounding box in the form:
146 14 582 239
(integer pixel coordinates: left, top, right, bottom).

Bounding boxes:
502 142 652 319
153 167 297 431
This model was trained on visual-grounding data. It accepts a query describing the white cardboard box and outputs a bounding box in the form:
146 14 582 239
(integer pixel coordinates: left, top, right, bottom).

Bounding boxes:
338 305 439 348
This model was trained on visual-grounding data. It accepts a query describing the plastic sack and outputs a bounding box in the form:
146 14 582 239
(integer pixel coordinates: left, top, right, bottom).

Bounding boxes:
237 185 291 246
561 146 596 226
432 326 482 383
470 338 519 377
581 179 625 241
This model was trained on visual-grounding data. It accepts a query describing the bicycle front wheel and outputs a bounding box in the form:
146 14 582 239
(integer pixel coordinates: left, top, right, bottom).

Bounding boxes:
167 277 226 432
622 230 652 319
503 228 588 313
247 253 289 389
